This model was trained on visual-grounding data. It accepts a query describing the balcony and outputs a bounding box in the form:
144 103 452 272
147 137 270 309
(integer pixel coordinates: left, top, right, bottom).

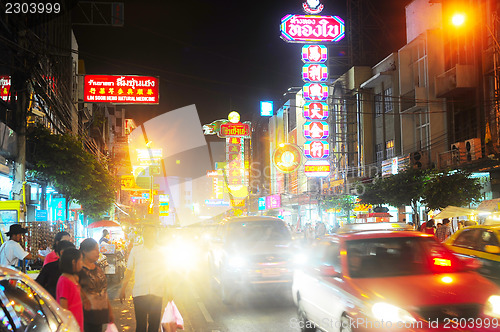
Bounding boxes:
400 87 427 113
435 65 476 98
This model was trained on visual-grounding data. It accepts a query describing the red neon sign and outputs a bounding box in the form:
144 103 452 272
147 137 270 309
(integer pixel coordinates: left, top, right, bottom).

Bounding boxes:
219 123 251 138
280 15 345 43
0 76 11 102
84 75 159 104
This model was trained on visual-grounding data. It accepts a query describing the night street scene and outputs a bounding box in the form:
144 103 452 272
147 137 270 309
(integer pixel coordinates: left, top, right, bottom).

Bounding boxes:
2 0 500 331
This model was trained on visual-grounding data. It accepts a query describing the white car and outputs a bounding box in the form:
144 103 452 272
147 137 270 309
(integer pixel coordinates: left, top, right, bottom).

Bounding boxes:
0 266 79 331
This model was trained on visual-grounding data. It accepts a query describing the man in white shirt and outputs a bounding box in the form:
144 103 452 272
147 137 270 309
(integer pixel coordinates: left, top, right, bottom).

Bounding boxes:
119 226 167 332
0 224 34 268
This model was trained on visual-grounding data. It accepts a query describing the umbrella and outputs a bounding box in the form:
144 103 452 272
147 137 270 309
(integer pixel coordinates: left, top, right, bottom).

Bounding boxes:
434 206 487 219
87 220 121 229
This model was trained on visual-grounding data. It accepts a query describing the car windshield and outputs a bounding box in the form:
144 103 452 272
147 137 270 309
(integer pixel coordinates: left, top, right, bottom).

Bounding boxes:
346 237 465 278
228 220 291 243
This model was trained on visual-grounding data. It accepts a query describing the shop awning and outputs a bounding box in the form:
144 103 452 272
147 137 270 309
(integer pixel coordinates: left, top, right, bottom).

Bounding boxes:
88 220 121 229
434 206 486 219
477 198 500 212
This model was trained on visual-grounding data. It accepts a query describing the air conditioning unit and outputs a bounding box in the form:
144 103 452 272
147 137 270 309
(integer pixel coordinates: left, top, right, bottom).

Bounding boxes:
409 150 429 169
450 142 466 164
464 138 481 161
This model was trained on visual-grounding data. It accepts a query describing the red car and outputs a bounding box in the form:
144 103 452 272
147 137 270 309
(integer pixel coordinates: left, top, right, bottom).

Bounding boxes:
292 223 500 331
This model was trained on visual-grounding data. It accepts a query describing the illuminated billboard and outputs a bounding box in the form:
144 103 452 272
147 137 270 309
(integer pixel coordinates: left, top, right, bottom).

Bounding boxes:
304 102 328 120
84 75 159 104
219 123 251 138
302 45 328 63
0 76 11 102
280 15 345 43
260 101 273 116
303 83 328 101
302 64 328 82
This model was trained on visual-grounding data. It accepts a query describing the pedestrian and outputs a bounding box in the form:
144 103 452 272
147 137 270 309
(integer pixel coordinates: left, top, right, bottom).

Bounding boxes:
99 229 111 245
44 231 71 266
436 218 452 242
57 248 84 332
119 226 167 332
424 219 436 235
79 238 114 332
36 240 75 298
0 224 35 269
419 220 427 232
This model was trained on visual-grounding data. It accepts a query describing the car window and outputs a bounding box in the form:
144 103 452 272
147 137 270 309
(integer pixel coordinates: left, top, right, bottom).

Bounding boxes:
228 220 291 243
0 279 56 331
477 229 500 253
346 237 435 278
453 229 480 249
0 295 15 331
321 242 341 273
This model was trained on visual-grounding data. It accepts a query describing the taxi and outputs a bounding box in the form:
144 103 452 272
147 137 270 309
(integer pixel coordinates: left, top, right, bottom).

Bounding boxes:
292 223 500 332
443 224 500 285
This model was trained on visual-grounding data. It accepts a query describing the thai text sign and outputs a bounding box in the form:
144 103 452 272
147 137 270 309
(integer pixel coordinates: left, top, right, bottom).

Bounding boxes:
219 123 251 138
84 75 159 104
280 15 345 43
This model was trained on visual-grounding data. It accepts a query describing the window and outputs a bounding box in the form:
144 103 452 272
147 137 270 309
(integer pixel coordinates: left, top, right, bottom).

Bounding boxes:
375 143 383 162
453 229 480 249
374 93 383 117
384 87 393 113
415 111 430 151
477 229 500 253
322 242 342 273
386 140 395 159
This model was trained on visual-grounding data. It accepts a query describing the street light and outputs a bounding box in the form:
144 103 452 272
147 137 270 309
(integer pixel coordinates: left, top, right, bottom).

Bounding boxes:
451 13 466 27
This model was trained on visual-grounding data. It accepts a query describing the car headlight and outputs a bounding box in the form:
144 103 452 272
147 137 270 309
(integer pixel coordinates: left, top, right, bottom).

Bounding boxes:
228 256 247 268
293 253 308 265
372 302 416 323
485 295 500 318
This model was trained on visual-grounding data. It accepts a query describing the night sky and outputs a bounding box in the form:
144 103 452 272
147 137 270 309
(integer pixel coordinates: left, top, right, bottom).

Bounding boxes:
73 0 409 126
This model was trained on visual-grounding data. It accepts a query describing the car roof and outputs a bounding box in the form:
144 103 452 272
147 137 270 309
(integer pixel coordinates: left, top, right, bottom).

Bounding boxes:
459 224 500 230
221 216 285 225
324 230 434 241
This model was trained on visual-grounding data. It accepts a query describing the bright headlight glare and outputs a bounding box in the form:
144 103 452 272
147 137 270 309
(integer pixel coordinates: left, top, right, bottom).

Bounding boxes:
293 253 308 265
485 295 500 318
228 256 246 268
372 302 416 323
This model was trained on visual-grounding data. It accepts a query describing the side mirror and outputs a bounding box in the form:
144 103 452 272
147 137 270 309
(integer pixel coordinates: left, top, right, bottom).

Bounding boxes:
318 265 341 277
485 245 500 254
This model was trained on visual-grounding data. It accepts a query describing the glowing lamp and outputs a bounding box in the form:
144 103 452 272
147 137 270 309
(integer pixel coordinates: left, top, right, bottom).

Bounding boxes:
451 13 466 27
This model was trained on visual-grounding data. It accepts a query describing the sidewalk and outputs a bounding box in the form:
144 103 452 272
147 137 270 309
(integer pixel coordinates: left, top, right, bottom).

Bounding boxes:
108 280 136 331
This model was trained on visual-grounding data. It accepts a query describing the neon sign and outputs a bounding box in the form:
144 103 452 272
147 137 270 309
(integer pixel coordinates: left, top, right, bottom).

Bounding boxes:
304 160 331 177
302 64 328 82
304 121 329 139
84 75 159 104
280 15 345 43
304 102 328 120
304 141 329 159
219 123 251 138
303 0 324 14
0 76 11 102
303 83 328 101
272 143 303 173
302 45 328 63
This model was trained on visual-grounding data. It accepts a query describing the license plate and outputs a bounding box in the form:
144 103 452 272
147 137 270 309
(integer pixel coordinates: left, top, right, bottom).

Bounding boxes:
261 268 281 277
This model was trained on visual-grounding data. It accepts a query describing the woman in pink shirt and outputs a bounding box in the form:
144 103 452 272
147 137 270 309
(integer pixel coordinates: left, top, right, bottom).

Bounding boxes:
57 247 84 331
44 231 71 266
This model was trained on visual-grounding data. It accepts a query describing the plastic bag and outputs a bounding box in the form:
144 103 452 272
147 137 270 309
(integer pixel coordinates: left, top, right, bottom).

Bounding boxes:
105 323 119 332
161 301 184 331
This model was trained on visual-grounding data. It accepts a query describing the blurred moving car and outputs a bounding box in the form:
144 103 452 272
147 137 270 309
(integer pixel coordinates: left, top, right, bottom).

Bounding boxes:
0 266 79 331
208 216 294 304
292 223 500 332
444 224 500 285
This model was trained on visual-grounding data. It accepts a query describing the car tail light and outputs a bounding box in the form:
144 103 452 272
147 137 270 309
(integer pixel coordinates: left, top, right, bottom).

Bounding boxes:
433 258 452 267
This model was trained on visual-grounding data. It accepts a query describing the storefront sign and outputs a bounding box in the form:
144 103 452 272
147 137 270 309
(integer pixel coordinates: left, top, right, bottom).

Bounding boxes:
303 102 328 120
272 143 303 173
302 64 328 82
304 141 329 159
258 197 266 210
205 199 229 207
260 101 273 116
219 123 251 138
302 45 328 63
35 209 48 222
266 194 281 209
303 121 329 139
280 15 345 43
303 83 328 101
84 75 159 104
0 76 11 102
304 160 331 177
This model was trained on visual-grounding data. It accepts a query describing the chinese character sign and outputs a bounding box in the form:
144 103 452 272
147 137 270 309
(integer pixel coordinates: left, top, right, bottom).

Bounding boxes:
302 45 328 63
304 102 329 120
303 83 328 101
84 75 159 104
302 64 328 82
